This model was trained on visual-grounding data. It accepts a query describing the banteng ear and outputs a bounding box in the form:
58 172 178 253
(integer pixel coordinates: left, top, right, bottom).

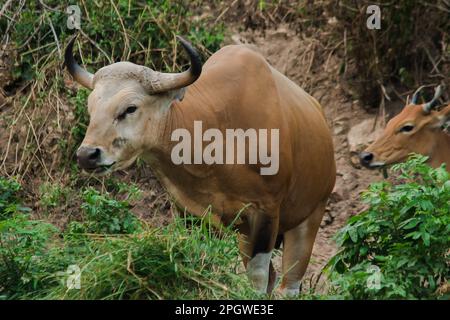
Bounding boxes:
172 87 186 102
162 88 186 109
434 104 450 131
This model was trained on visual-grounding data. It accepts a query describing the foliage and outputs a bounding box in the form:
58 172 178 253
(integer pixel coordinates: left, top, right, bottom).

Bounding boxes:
75 186 142 235
327 155 450 299
38 182 71 211
0 209 257 300
0 175 258 300
0 214 60 299
0 177 30 220
6 0 225 84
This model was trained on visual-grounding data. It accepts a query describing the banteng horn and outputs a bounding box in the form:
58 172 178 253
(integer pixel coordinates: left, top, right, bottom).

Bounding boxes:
64 34 94 90
139 36 202 94
422 85 444 114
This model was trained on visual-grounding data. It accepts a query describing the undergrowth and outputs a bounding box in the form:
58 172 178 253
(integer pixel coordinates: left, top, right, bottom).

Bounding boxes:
0 176 257 300
326 155 450 300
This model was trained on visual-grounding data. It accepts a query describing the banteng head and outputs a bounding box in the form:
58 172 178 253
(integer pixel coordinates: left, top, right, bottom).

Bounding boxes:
360 85 449 169
65 35 202 174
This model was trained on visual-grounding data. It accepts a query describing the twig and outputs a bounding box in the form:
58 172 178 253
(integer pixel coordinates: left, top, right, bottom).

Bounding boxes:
79 29 112 64
47 15 61 58
214 0 238 24
0 0 13 18
111 0 131 60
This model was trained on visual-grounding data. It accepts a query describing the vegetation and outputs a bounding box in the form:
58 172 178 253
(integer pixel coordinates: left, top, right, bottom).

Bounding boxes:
326 155 450 300
0 176 257 299
1 155 448 300
1 1 448 300
0 177 29 220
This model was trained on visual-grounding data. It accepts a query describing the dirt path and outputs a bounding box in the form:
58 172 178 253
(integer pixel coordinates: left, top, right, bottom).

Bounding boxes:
230 26 384 290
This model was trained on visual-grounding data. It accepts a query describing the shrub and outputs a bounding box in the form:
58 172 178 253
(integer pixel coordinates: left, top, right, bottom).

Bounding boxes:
0 214 60 299
0 177 30 220
38 182 71 211
77 186 142 235
327 154 450 299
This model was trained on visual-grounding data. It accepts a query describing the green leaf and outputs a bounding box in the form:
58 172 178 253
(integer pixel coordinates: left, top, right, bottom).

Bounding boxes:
348 228 358 243
400 218 420 230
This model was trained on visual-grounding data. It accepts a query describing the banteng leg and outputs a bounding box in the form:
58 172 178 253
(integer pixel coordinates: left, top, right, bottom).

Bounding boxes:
280 201 326 296
239 212 279 293
239 234 277 294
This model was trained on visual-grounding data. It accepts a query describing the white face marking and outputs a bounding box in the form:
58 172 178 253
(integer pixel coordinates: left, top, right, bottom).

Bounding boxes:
247 251 272 293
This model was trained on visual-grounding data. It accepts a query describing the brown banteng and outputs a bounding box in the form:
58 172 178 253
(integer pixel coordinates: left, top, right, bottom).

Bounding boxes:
65 35 336 295
360 85 449 170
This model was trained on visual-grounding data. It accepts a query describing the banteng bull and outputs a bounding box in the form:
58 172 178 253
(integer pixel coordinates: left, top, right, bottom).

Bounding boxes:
65 35 336 295
360 85 449 169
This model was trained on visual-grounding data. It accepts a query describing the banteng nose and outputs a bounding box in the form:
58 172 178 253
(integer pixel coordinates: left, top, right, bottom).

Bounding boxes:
359 151 374 167
77 146 102 169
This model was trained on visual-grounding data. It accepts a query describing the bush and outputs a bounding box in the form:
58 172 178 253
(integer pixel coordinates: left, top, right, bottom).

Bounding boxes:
0 214 60 299
76 186 142 234
327 155 450 299
0 177 30 220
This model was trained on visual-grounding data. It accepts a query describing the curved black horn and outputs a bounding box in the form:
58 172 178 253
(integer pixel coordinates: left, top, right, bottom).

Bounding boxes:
140 36 202 93
64 34 94 90
423 85 444 114
176 35 202 80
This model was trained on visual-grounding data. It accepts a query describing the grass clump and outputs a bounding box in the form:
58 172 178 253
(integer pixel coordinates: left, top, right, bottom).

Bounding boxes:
0 177 59 299
326 155 450 299
42 216 257 300
0 176 257 300
1 216 257 300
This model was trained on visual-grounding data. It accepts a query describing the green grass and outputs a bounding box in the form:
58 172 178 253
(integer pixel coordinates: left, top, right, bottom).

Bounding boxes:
1 155 449 300
0 215 259 300
0 176 258 300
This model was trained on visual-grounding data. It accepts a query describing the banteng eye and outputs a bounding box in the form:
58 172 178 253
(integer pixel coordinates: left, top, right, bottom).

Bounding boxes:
117 105 138 121
125 105 137 114
400 124 415 133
